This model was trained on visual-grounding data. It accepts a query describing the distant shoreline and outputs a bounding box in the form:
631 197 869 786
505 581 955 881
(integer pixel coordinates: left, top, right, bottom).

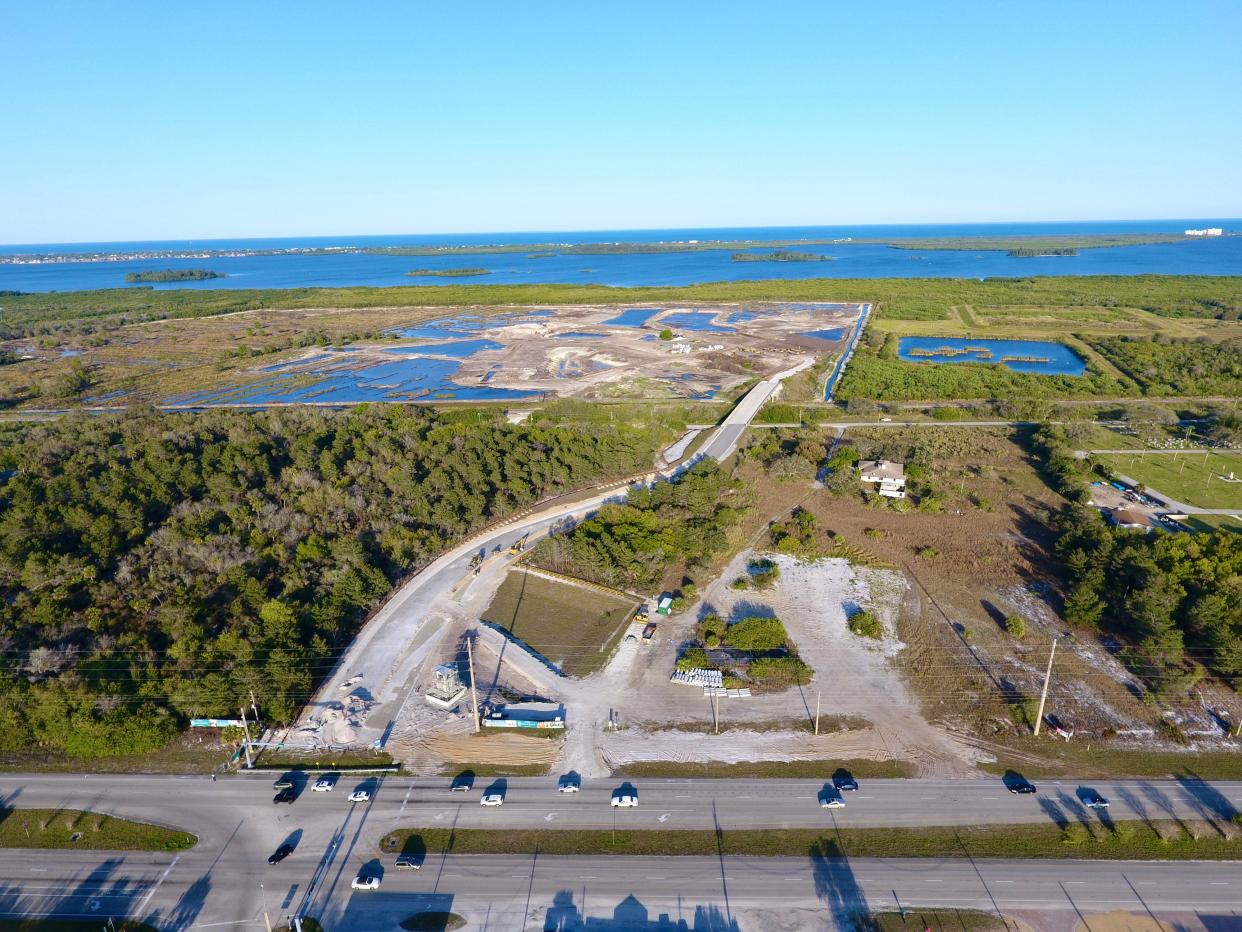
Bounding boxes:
405 267 491 278
3 230 1228 265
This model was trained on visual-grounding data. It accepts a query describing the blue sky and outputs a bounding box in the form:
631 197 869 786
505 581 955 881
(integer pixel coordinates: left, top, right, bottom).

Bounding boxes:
3 0 1240 243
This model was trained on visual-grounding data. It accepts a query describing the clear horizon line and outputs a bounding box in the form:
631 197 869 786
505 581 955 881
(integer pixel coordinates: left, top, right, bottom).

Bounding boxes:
2 216 1239 251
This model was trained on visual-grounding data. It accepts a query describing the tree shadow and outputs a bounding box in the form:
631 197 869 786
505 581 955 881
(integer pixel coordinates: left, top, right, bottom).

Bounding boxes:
810 836 869 930
1113 783 1154 831
1038 797 1069 830
980 599 1008 631
147 871 211 932
727 601 777 623
539 889 740 931
1175 771 1238 823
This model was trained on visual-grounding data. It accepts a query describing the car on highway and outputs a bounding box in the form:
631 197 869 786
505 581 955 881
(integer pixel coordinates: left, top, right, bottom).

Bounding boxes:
818 792 845 809
1083 791 1110 809
351 875 381 891
272 774 296 790
833 774 859 792
611 792 638 808
557 775 580 793
312 776 336 792
349 789 371 803
395 854 422 871
1008 781 1037 794
480 792 505 807
267 843 294 864
450 772 475 792
273 788 297 805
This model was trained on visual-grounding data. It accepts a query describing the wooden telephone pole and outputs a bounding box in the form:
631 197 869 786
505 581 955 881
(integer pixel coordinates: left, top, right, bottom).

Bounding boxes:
1032 636 1059 737
465 634 481 733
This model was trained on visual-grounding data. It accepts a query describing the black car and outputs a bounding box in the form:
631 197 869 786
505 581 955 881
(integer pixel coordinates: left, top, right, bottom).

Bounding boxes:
1009 781 1037 795
268 843 294 864
833 775 859 792
273 788 297 804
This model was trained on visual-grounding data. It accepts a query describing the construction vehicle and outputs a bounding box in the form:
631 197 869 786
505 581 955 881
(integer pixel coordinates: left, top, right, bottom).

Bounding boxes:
641 621 658 644
508 533 529 555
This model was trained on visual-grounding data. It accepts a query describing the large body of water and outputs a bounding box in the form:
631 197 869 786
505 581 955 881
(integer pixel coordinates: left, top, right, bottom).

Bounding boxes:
1 220 1238 292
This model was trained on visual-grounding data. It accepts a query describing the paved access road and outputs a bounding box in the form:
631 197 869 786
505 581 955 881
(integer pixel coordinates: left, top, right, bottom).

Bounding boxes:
328 854 1241 932
3 773 1241 931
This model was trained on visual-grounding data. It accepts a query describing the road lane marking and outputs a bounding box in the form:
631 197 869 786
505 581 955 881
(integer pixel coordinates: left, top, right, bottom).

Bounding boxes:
400 784 414 813
136 855 180 915
1209 882 1229 885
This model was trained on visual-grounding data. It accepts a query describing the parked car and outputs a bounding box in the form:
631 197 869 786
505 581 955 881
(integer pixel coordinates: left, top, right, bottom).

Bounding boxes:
351 875 381 891
267 843 294 865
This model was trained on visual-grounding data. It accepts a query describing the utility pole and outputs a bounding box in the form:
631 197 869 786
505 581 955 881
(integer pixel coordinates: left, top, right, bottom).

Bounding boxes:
239 704 254 769
814 691 822 736
713 691 720 735
250 690 261 729
465 634 481 733
1032 636 1059 737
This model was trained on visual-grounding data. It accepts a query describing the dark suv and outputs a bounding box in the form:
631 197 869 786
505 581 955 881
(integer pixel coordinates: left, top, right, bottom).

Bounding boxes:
273 788 297 804
1008 781 1037 795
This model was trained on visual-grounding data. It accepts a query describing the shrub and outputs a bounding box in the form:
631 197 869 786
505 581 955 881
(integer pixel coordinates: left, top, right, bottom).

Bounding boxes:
1061 824 1090 846
731 576 749 590
847 611 884 640
676 648 713 671
724 616 789 653
749 656 811 685
748 558 780 590
1004 614 1027 639
915 545 939 560
863 528 885 539
659 328 673 341
697 614 726 644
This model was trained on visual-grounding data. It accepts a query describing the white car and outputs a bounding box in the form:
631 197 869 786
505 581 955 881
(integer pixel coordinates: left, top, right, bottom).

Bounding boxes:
312 778 335 792
557 778 580 794
611 794 638 808
1084 794 1110 810
349 790 371 803
351 875 380 891
820 796 846 809
480 793 505 807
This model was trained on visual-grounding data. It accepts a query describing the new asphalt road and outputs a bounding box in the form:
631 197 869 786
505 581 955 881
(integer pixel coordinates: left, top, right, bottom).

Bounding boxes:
3 773 1241 929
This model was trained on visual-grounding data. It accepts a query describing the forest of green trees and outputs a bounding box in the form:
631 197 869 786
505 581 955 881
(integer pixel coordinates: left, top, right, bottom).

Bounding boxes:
1087 334 1242 396
0 406 659 758
1054 505 1241 696
529 460 743 591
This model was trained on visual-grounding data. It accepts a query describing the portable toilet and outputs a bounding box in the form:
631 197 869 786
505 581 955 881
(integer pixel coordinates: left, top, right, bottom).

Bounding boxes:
657 595 673 615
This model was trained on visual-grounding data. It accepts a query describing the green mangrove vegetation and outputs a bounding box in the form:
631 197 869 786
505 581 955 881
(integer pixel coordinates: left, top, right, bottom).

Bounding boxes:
404 267 491 278
0 406 664 759
124 269 225 283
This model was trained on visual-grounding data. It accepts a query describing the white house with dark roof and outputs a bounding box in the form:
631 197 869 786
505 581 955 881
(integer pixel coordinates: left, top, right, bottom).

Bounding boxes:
859 459 907 499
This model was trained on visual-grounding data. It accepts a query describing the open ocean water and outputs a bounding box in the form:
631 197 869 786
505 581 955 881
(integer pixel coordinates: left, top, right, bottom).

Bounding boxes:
1 220 1239 292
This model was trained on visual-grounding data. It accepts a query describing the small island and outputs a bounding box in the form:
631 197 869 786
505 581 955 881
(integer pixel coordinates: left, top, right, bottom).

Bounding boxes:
1007 247 1077 258
125 269 226 283
731 250 832 263
405 267 491 277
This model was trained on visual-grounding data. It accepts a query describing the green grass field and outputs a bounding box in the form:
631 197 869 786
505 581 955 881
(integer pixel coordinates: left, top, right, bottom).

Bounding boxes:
1095 450 1242 509
387 819 1242 860
481 569 639 676
0 808 196 850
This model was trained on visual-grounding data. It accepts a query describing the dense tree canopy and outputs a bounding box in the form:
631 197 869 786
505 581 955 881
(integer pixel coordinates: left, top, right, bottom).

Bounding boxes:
0 405 658 757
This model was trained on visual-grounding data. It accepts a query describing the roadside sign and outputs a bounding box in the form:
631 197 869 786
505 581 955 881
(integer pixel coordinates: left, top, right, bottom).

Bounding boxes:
190 718 245 728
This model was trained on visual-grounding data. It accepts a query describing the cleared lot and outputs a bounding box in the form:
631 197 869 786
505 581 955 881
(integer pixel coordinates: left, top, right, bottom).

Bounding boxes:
481 568 640 676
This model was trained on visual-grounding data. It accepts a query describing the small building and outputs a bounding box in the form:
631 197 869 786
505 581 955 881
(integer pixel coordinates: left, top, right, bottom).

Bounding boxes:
859 459 907 499
1108 507 1159 532
424 663 468 710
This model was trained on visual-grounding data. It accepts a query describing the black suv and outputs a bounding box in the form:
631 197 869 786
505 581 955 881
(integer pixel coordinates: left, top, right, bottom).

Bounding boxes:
1009 781 1037 795
273 788 297 804
268 843 294 864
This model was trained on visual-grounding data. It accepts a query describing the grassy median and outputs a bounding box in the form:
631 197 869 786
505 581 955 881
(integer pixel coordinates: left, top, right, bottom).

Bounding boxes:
386 818 1242 860
0 808 195 851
